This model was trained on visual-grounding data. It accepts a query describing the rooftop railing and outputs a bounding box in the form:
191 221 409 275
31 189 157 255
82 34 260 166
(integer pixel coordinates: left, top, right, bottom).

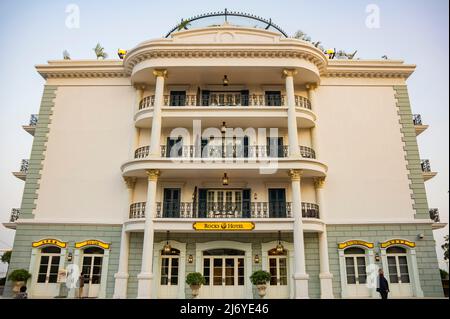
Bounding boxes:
413 114 423 126
421 159 432 172
429 208 440 223
10 209 20 222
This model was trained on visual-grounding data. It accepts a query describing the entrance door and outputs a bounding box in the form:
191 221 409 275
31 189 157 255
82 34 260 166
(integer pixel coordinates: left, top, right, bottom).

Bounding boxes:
81 247 104 298
386 247 413 297
268 189 287 218
163 188 181 218
344 248 371 298
267 137 285 158
34 246 61 297
267 248 289 299
158 248 180 298
201 249 245 299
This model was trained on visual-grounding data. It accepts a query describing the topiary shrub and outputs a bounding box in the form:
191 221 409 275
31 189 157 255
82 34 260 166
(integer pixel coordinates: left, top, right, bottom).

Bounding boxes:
8 269 31 282
250 270 271 285
186 272 206 286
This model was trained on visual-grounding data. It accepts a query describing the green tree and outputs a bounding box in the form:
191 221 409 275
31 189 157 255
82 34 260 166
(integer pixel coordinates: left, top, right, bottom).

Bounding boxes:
442 235 449 261
1 251 11 264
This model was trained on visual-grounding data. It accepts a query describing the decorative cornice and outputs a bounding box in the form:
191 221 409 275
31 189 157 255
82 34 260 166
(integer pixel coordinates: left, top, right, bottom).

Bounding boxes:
153 69 168 78
305 83 318 90
36 60 127 80
124 177 137 189
283 69 298 78
314 177 326 189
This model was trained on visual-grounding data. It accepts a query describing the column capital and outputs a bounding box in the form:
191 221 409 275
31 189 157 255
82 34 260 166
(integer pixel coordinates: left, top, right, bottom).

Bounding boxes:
124 177 137 189
146 169 160 181
289 169 303 181
314 177 326 189
283 69 298 78
153 69 168 78
305 83 318 91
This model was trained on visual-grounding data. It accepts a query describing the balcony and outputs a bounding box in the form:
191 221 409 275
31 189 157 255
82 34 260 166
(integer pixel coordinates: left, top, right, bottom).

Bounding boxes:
421 159 437 181
135 94 316 129
429 208 440 223
22 114 38 136
129 201 320 219
12 159 29 181
413 114 428 136
2 209 20 230
134 145 316 160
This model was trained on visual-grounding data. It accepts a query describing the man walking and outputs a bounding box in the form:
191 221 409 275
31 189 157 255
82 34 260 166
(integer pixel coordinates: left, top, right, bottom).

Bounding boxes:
377 269 390 299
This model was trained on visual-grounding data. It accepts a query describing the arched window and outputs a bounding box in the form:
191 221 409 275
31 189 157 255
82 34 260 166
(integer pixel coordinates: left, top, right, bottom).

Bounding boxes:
37 246 61 283
82 247 105 285
268 248 288 286
160 248 180 286
344 247 367 285
387 246 410 284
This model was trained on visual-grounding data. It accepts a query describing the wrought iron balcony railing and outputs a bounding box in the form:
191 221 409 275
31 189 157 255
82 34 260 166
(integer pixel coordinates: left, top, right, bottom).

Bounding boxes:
134 145 316 159
413 114 423 126
29 114 38 126
129 202 319 219
421 159 432 172
19 159 29 173
10 208 20 222
429 208 440 223
138 94 311 109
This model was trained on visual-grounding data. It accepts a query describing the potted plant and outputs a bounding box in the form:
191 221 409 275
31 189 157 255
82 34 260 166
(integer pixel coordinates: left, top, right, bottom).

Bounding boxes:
8 269 31 294
186 272 205 298
250 270 271 298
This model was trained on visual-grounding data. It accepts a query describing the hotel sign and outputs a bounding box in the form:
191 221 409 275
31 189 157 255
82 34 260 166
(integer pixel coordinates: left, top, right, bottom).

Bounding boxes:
338 240 374 249
32 238 67 249
380 239 415 249
193 222 255 231
75 240 110 249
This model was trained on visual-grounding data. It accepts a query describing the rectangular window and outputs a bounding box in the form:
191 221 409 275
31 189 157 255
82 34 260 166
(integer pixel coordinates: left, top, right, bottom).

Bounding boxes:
170 91 186 106
356 257 367 284
387 256 399 283
203 258 210 286
345 257 356 284
398 256 410 283
269 258 278 286
160 258 169 285
238 258 245 286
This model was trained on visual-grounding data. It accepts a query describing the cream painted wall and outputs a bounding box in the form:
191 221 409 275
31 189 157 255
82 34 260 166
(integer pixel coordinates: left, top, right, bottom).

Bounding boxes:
131 177 317 205
34 85 135 222
316 84 414 222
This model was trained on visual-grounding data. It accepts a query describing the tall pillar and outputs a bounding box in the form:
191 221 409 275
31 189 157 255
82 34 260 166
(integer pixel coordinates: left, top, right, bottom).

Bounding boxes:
113 177 136 299
131 85 145 158
306 83 320 158
137 170 160 298
289 169 309 298
315 177 334 298
149 70 167 157
284 69 300 157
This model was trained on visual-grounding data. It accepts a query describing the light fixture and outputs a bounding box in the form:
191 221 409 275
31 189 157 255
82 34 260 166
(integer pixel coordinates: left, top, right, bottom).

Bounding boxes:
375 253 381 262
253 193 258 200
163 231 172 254
188 255 194 264
67 252 73 262
254 254 260 264
276 231 285 253
223 75 229 86
222 173 229 186
221 122 227 134
418 233 425 240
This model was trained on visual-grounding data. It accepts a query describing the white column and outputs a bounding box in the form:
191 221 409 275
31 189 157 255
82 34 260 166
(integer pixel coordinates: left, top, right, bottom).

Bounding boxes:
113 177 135 298
149 70 167 157
137 170 160 298
131 85 144 158
409 249 424 297
284 69 300 157
289 169 309 298
306 83 320 158
314 177 334 298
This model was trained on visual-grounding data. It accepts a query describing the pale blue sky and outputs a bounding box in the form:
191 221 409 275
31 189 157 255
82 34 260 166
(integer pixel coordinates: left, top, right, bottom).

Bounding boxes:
0 0 448 273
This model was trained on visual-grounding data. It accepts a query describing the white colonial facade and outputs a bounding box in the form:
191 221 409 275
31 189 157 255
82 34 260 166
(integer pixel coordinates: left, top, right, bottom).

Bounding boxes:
4 15 445 299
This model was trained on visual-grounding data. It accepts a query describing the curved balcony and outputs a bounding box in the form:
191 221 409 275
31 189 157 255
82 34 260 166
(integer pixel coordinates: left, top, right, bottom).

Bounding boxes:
123 144 326 179
421 159 437 181
129 202 320 220
12 159 29 181
134 94 316 129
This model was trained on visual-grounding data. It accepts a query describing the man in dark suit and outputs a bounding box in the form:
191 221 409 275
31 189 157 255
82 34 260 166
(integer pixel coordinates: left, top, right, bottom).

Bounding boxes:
377 269 390 299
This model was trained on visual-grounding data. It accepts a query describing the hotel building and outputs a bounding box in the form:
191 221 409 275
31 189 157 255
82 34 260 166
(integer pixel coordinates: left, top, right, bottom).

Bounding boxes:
3 12 445 299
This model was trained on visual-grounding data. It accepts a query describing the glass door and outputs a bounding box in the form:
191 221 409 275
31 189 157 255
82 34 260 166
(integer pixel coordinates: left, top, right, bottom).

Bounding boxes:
268 189 287 218
163 188 181 218
81 247 104 298
206 190 243 217
266 248 289 298
386 247 413 297
35 246 61 297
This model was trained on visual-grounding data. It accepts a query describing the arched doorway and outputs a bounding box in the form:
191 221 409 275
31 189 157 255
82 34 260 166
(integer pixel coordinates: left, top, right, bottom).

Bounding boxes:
267 248 289 298
158 248 180 299
342 247 371 298
201 248 246 299
81 247 104 298
385 246 413 297
34 246 62 297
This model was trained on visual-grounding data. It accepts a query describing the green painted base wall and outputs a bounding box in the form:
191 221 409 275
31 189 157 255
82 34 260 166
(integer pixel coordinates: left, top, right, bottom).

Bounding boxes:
3 224 122 298
327 223 444 298
126 233 321 299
